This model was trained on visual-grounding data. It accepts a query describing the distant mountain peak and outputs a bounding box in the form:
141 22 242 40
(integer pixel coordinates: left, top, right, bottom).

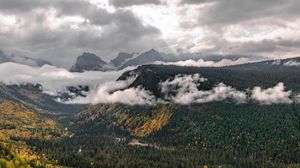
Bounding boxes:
70 52 111 72
110 52 135 67
79 52 105 61
148 48 158 52
120 49 164 68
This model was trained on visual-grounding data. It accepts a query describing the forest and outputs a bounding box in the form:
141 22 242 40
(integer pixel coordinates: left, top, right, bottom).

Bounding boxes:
18 102 300 167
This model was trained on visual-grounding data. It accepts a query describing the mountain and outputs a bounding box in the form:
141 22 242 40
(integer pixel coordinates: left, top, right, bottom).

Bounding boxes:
0 99 68 167
118 50 267 69
110 52 135 67
0 83 85 124
0 50 52 67
70 52 114 72
2 56 300 167
118 56 300 97
0 84 69 167
175 53 267 62
120 49 165 68
69 49 267 72
56 102 300 167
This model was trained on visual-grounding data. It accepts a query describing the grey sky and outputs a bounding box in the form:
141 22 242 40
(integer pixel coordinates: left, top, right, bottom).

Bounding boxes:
0 0 299 67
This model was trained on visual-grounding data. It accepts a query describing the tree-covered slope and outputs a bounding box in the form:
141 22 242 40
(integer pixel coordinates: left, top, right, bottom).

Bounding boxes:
0 100 69 167
57 102 300 167
118 57 300 97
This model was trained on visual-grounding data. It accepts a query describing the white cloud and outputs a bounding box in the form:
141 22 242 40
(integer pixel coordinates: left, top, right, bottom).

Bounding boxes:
0 62 298 105
283 60 300 66
160 74 247 104
0 62 156 105
251 82 292 104
158 57 251 67
68 77 156 105
272 59 300 66
0 62 134 95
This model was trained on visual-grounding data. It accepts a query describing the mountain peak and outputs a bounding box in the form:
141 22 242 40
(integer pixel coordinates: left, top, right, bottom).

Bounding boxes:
120 49 163 68
70 52 109 72
110 52 134 67
148 49 159 53
79 52 104 60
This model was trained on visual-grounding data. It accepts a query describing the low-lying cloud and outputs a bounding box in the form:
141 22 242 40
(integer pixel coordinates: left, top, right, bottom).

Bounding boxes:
251 82 293 104
68 78 156 105
272 60 300 67
160 74 299 105
159 58 251 67
1 63 299 105
0 62 134 95
283 60 300 67
160 74 247 104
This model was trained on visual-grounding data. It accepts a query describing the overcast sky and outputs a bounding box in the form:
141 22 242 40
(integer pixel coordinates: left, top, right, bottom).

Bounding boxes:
0 0 300 67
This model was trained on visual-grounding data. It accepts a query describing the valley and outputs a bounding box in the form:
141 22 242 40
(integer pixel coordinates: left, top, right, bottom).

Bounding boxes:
1 57 300 167
2 1 300 167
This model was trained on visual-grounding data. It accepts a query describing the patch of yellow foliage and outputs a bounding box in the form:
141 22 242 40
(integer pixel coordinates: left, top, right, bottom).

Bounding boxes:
0 100 67 142
0 142 56 168
116 104 177 137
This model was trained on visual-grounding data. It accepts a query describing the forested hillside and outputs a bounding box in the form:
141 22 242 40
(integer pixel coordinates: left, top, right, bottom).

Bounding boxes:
119 58 300 97
0 100 68 167
1 58 300 167
24 102 300 167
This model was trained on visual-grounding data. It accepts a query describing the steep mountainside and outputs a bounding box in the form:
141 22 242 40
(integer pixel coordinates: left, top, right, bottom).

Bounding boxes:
71 104 177 137
118 57 300 97
1 56 300 167
0 100 67 167
0 83 85 124
0 100 67 141
57 102 300 167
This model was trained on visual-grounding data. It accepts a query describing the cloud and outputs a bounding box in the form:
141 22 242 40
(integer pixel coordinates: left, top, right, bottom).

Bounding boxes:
194 0 300 25
272 59 300 66
109 0 161 7
1 0 300 66
251 82 293 104
0 62 134 95
0 0 167 67
0 62 155 105
160 74 247 104
159 57 251 67
283 60 300 66
68 78 156 105
0 63 298 105
180 0 213 5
